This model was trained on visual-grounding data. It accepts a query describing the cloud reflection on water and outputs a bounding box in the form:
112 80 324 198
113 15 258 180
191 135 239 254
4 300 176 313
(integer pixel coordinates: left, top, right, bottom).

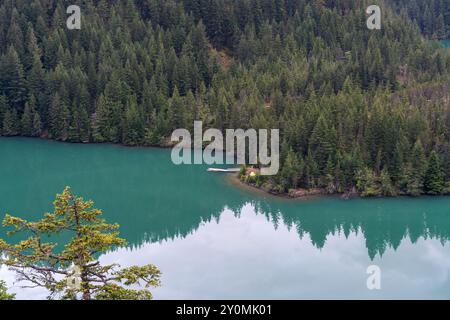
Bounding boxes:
3 203 450 300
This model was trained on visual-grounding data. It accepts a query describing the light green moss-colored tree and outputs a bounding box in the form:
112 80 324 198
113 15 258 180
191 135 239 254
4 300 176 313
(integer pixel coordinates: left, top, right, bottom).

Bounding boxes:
0 187 160 300
0 280 15 300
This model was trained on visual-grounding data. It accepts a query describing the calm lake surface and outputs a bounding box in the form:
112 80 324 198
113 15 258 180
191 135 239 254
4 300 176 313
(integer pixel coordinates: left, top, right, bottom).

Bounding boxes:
0 137 449 299
442 38 450 48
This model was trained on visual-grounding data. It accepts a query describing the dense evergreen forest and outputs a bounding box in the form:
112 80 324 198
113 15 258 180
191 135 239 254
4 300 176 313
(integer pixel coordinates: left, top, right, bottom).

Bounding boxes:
0 0 449 196
391 0 450 39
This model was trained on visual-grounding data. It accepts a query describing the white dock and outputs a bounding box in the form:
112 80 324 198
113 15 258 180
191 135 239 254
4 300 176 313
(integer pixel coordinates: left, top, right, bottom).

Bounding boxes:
207 168 240 173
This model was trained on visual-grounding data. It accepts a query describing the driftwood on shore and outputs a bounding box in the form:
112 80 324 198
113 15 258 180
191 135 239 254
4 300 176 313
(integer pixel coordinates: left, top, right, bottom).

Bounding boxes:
288 188 326 198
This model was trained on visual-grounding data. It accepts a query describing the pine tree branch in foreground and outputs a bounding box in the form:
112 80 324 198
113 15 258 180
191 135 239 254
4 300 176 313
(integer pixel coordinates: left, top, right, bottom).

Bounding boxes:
0 280 15 300
0 187 161 300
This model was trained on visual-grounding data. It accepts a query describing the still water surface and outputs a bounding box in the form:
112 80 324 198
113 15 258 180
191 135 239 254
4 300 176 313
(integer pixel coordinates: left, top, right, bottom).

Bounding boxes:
0 138 449 299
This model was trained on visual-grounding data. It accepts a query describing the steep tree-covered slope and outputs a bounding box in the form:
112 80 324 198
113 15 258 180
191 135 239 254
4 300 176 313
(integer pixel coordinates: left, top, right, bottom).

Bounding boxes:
391 0 450 39
0 0 449 196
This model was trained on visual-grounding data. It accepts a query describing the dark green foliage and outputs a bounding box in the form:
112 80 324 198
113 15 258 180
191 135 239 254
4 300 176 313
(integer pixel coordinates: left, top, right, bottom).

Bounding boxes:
424 151 445 194
380 168 396 197
0 0 448 196
122 95 145 146
0 46 27 108
391 0 450 39
2 108 19 136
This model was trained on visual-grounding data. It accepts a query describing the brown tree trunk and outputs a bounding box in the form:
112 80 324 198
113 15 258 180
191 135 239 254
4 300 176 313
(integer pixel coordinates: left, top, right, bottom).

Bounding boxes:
81 270 91 300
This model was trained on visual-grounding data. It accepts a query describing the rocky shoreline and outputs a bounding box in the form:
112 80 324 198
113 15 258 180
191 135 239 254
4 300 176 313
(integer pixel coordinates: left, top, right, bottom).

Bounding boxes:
239 178 361 200
235 168 361 200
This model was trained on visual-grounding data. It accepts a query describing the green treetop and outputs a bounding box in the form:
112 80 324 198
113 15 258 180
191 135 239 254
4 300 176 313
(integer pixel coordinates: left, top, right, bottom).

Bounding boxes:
0 280 15 300
424 151 445 195
0 187 161 300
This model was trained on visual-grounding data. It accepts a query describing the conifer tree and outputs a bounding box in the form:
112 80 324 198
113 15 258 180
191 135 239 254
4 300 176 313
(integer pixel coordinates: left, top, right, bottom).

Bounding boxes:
21 96 36 137
122 95 145 146
0 187 160 300
2 108 19 136
424 151 445 194
0 46 27 108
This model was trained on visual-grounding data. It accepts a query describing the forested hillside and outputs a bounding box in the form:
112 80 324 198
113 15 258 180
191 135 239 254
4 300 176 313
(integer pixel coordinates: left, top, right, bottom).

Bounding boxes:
0 0 449 196
391 0 450 39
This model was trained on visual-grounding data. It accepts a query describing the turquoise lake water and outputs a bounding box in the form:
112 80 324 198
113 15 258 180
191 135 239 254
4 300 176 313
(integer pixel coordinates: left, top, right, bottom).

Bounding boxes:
0 138 449 299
